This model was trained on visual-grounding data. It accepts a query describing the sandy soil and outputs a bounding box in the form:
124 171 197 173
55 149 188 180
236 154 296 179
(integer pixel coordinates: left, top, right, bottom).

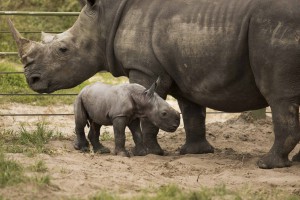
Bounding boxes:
0 102 300 199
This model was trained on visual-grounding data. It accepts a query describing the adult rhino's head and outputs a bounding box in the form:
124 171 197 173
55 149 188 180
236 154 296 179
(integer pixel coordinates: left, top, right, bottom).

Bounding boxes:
132 79 181 132
8 0 107 93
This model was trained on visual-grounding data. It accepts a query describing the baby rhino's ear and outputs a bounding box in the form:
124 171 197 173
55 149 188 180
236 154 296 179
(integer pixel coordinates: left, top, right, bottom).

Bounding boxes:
144 78 159 98
130 92 145 110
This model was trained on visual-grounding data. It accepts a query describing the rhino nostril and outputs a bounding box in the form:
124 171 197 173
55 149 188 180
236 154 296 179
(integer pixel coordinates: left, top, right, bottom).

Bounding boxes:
30 75 41 84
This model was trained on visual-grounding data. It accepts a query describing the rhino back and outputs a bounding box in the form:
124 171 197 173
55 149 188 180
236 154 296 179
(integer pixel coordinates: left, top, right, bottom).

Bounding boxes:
115 0 269 111
80 83 141 125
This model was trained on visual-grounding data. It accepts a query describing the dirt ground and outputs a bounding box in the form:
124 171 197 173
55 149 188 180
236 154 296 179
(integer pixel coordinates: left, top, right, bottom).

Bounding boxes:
1 102 300 199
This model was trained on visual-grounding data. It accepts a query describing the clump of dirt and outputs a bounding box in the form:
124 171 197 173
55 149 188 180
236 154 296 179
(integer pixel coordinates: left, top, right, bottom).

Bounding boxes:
1 103 300 199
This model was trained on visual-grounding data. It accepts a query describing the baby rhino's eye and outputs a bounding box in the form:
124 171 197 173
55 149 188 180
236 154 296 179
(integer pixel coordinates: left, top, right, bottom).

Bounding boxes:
59 47 68 53
161 111 167 117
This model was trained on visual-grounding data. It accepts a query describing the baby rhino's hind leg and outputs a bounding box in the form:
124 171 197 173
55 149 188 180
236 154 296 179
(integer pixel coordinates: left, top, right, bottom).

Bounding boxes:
74 97 89 152
74 123 89 152
87 122 110 154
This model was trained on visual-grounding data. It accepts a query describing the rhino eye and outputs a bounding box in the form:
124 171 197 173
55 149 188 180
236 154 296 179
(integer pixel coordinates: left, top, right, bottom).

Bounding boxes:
59 47 68 53
161 111 167 117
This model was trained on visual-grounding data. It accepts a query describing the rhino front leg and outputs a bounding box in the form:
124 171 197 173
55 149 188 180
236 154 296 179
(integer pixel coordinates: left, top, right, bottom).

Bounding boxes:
140 119 164 155
257 102 300 169
128 119 147 156
177 97 214 154
112 117 130 157
87 122 110 154
129 70 164 155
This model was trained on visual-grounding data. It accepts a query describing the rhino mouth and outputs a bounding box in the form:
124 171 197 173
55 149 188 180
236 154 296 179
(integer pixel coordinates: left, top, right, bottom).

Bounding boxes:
26 74 53 94
159 124 179 132
168 125 179 132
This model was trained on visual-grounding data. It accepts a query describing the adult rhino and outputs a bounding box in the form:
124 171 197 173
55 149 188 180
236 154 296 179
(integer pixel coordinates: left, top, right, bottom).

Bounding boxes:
8 0 300 169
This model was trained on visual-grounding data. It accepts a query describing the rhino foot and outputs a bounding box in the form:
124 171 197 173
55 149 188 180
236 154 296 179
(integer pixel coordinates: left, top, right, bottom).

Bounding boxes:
257 153 292 169
93 145 111 154
180 140 214 155
146 146 164 155
114 149 130 157
74 139 89 152
132 146 147 156
144 141 164 155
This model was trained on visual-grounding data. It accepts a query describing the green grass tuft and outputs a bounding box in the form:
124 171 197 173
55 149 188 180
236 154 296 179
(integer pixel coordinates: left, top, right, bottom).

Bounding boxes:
100 130 114 141
32 175 51 186
90 191 118 200
89 185 300 200
0 153 51 189
0 152 25 188
29 160 48 173
0 123 62 156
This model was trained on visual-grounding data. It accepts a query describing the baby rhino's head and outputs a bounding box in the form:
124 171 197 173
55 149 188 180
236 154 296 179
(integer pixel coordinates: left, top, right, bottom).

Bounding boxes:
131 80 180 132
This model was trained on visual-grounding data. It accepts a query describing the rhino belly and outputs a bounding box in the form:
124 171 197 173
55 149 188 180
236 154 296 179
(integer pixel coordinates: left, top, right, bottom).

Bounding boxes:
81 83 113 125
150 0 267 112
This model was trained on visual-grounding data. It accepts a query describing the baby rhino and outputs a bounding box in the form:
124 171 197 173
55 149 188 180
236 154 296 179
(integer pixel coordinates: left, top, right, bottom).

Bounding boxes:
73 80 180 156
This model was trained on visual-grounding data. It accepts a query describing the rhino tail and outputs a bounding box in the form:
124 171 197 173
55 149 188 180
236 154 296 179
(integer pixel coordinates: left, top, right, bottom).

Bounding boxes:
75 95 91 128
81 99 91 128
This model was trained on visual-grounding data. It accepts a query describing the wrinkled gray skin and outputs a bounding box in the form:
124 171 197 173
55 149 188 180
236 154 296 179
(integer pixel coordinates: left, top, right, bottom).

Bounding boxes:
8 0 300 168
74 81 180 156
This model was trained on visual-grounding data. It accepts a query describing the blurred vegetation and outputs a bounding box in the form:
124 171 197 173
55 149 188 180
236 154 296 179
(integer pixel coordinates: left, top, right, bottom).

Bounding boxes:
88 184 300 200
0 152 52 188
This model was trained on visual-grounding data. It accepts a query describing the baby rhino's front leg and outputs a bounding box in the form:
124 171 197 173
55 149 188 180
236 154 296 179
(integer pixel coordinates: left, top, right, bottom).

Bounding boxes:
113 117 130 157
128 119 147 156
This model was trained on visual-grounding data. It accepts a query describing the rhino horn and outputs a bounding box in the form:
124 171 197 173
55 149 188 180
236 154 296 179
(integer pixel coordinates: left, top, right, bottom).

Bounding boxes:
7 18 33 57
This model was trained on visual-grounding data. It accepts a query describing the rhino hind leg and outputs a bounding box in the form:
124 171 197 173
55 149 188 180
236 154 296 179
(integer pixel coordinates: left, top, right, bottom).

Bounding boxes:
87 122 110 154
74 126 89 152
74 97 89 152
177 98 214 155
257 102 300 169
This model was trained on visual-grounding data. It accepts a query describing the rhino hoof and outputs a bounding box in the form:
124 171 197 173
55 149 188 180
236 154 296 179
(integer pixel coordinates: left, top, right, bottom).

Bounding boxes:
132 146 147 156
94 146 111 154
74 141 89 152
257 154 292 169
180 140 214 155
115 149 130 157
145 147 164 155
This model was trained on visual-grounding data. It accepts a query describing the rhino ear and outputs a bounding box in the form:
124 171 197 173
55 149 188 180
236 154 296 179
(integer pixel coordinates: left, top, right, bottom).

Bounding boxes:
78 0 86 8
144 78 159 98
41 32 55 43
87 0 96 6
